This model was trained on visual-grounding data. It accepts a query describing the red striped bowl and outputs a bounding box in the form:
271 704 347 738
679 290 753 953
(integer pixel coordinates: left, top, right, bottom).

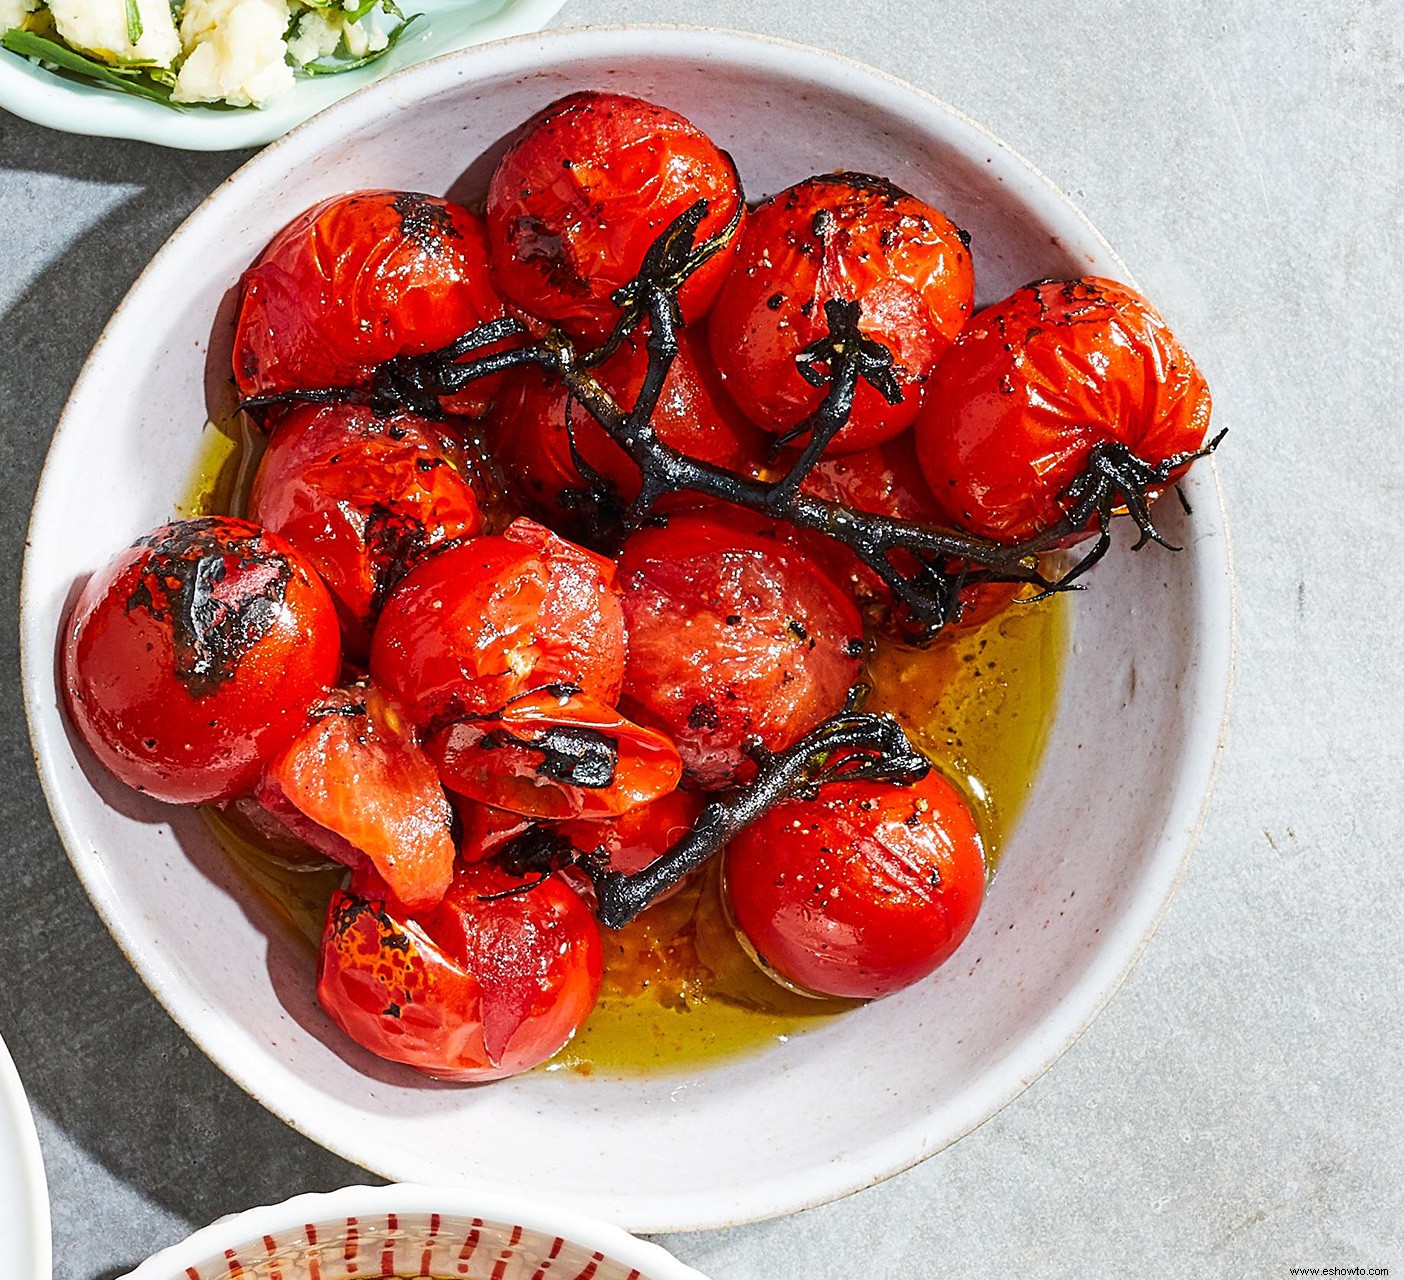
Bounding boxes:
122 1186 707 1280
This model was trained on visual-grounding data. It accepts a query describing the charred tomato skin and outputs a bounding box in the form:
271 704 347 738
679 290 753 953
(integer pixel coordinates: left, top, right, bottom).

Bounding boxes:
317 861 602 1082
62 516 341 805
233 189 508 416
914 276 1214 544
708 172 975 452
429 688 682 821
486 91 745 345
724 770 986 999
259 685 456 912
249 402 483 658
616 509 864 789
369 517 627 727
486 330 765 529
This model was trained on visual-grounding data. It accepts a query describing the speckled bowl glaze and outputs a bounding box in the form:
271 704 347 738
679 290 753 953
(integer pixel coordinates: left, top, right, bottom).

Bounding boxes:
122 1185 707 1280
21 26 1233 1233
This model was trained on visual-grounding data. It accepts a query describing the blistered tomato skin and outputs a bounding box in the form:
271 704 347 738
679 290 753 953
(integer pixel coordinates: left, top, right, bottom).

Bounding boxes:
369 517 627 727
317 862 603 1082
914 276 1214 544
486 91 745 345
617 510 864 789
430 688 682 821
260 686 456 912
709 172 975 452
249 403 483 657
233 190 508 416
62 517 341 805
487 330 766 528
724 771 986 1000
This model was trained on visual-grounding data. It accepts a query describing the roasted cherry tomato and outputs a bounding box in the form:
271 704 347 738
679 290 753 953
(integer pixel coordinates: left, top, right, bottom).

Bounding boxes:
914 276 1214 544
249 403 483 657
318 861 602 1081
486 91 745 344
617 510 863 788
795 433 1022 632
724 770 985 999
234 190 508 417
430 688 682 821
486 330 764 528
62 517 340 804
555 785 705 878
370 517 627 726
709 173 974 451
258 686 456 911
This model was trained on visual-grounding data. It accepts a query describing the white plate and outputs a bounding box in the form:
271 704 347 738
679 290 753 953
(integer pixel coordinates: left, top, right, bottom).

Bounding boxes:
0 1035 51 1280
21 26 1233 1233
0 0 565 150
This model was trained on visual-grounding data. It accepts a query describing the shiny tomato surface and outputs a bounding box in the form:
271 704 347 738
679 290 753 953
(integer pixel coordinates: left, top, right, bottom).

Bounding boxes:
259 686 455 911
796 433 1021 631
430 688 682 821
318 862 602 1081
709 173 974 451
369 517 627 726
486 91 745 344
914 276 1214 543
724 770 986 999
486 330 765 528
233 190 507 416
555 784 705 878
249 403 483 657
62 517 341 804
617 510 864 789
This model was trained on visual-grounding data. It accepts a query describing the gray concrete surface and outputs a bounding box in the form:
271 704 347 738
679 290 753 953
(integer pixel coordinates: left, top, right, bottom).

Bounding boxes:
1 1 1400 1276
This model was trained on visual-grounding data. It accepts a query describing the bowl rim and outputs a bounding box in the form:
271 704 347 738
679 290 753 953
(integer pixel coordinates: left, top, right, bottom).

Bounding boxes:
0 0 568 151
0 1034 52 1280
121 1183 710 1279
20 22 1236 1231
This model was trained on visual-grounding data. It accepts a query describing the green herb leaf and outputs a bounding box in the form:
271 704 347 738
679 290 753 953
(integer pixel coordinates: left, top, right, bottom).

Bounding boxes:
123 0 143 46
1 28 182 106
299 10 419 75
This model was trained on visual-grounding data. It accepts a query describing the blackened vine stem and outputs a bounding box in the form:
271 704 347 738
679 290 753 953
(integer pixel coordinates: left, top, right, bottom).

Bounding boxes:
241 197 1218 641
498 687 932 929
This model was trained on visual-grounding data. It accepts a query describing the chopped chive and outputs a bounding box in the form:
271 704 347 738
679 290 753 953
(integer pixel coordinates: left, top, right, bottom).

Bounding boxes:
123 0 142 46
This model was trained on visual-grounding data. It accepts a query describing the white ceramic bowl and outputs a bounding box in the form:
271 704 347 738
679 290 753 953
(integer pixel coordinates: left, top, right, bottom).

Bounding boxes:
0 1035 51 1280
20 26 1233 1232
123 1184 707 1280
0 0 564 150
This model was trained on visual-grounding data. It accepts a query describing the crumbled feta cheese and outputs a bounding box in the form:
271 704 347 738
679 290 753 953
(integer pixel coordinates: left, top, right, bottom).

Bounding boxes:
47 0 180 65
0 0 39 35
285 2 385 64
173 0 293 108
284 6 340 64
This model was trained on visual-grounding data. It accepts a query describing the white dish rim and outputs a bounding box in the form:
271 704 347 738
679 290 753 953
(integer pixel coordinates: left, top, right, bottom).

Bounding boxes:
0 1034 52 1280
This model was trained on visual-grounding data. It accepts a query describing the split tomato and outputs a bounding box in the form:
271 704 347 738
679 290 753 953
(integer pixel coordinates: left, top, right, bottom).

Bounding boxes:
429 687 682 821
258 686 456 912
318 861 601 1082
